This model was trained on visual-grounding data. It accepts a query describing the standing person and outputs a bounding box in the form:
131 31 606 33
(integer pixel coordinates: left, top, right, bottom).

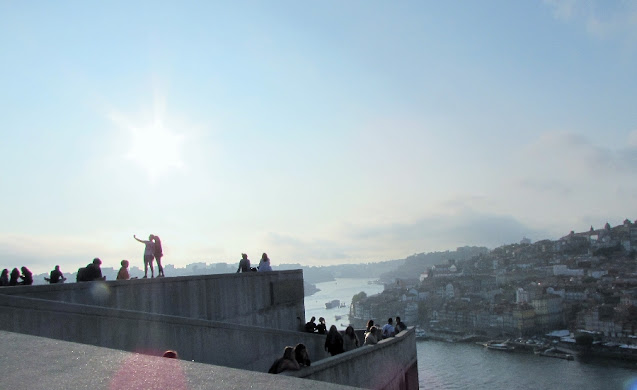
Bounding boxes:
324 325 344 356
257 253 272 272
343 325 360 352
19 266 33 285
0 269 9 286
236 253 251 273
382 318 395 339
152 234 164 277
9 268 20 286
394 316 407 334
45 265 66 284
117 260 131 280
366 319 374 332
134 234 155 278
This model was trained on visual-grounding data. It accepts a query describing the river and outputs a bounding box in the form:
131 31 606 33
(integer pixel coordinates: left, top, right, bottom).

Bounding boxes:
306 278 637 390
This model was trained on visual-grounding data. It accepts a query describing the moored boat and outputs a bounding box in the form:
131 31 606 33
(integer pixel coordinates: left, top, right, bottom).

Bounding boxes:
486 342 515 352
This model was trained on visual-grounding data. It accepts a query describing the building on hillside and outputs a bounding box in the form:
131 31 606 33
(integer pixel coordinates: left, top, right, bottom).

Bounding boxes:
531 294 564 331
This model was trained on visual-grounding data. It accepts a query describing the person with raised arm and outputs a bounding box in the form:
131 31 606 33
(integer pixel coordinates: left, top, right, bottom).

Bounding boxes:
134 234 155 278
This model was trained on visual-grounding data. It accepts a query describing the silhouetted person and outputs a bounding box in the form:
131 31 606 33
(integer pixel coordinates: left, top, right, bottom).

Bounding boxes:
394 316 407 334
117 260 131 280
304 316 317 333
366 319 374 332
294 343 311 367
325 325 344 356
236 253 251 273
268 346 300 374
0 269 8 286
78 258 106 282
9 268 20 286
134 234 155 278
257 252 272 272
316 317 327 334
19 266 33 285
343 325 360 351
45 265 66 284
152 234 164 277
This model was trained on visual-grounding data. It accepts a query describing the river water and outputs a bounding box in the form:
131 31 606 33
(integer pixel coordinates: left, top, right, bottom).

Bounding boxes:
306 278 637 390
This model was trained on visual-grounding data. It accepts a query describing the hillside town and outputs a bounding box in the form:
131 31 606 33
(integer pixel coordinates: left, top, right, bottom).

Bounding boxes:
349 219 637 359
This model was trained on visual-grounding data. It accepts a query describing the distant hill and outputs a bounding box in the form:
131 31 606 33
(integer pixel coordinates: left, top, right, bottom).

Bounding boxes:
379 246 489 282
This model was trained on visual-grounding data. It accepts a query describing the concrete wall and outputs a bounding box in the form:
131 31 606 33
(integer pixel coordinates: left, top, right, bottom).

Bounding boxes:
0 271 305 332
289 328 419 390
0 293 330 372
0 271 419 389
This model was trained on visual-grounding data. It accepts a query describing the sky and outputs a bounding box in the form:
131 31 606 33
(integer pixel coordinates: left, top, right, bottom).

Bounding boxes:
1 1 637 274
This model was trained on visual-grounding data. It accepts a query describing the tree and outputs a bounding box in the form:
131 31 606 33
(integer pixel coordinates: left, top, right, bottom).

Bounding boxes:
352 291 367 304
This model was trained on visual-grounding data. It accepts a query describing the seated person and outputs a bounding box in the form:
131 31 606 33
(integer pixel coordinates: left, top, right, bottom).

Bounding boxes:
268 346 300 374
294 343 311 367
19 266 33 285
78 258 106 282
364 326 379 346
394 316 407 334
117 260 131 280
304 316 317 333
316 317 327 334
45 265 66 284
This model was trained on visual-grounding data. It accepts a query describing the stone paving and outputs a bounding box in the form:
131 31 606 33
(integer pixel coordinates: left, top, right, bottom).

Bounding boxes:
0 330 363 390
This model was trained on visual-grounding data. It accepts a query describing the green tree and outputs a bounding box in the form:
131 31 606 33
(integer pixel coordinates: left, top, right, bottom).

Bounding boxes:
352 291 367 303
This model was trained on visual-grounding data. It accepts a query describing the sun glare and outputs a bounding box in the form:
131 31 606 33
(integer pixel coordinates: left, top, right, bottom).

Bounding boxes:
126 120 185 181
109 91 187 182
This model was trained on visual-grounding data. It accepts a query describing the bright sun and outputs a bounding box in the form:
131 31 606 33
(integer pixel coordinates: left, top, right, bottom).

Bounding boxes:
126 119 185 181
109 92 187 182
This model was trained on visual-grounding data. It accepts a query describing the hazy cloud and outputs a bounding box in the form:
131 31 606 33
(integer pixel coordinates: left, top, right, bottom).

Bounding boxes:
543 0 637 41
522 131 637 177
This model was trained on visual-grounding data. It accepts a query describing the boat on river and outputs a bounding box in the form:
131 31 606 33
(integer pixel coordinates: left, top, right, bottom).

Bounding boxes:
325 299 340 309
485 342 515 352
538 347 575 361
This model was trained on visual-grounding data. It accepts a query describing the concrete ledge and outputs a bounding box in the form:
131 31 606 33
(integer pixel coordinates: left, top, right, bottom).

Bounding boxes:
0 271 305 331
289 328 419 390
0 293 330 372
0 330 364 390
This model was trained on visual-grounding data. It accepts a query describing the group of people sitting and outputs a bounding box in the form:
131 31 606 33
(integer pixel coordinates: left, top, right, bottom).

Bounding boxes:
304 316 327 334
236 253 273 273
363 317 407 345
0 266 33 286
77 258 139 282
269 316 407 374
268 343 311 374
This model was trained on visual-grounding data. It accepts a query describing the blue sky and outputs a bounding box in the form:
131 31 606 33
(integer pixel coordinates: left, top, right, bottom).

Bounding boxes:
1 1 637 274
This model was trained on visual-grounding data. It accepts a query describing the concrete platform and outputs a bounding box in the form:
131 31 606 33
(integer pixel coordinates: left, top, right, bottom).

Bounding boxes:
0 331 363 390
